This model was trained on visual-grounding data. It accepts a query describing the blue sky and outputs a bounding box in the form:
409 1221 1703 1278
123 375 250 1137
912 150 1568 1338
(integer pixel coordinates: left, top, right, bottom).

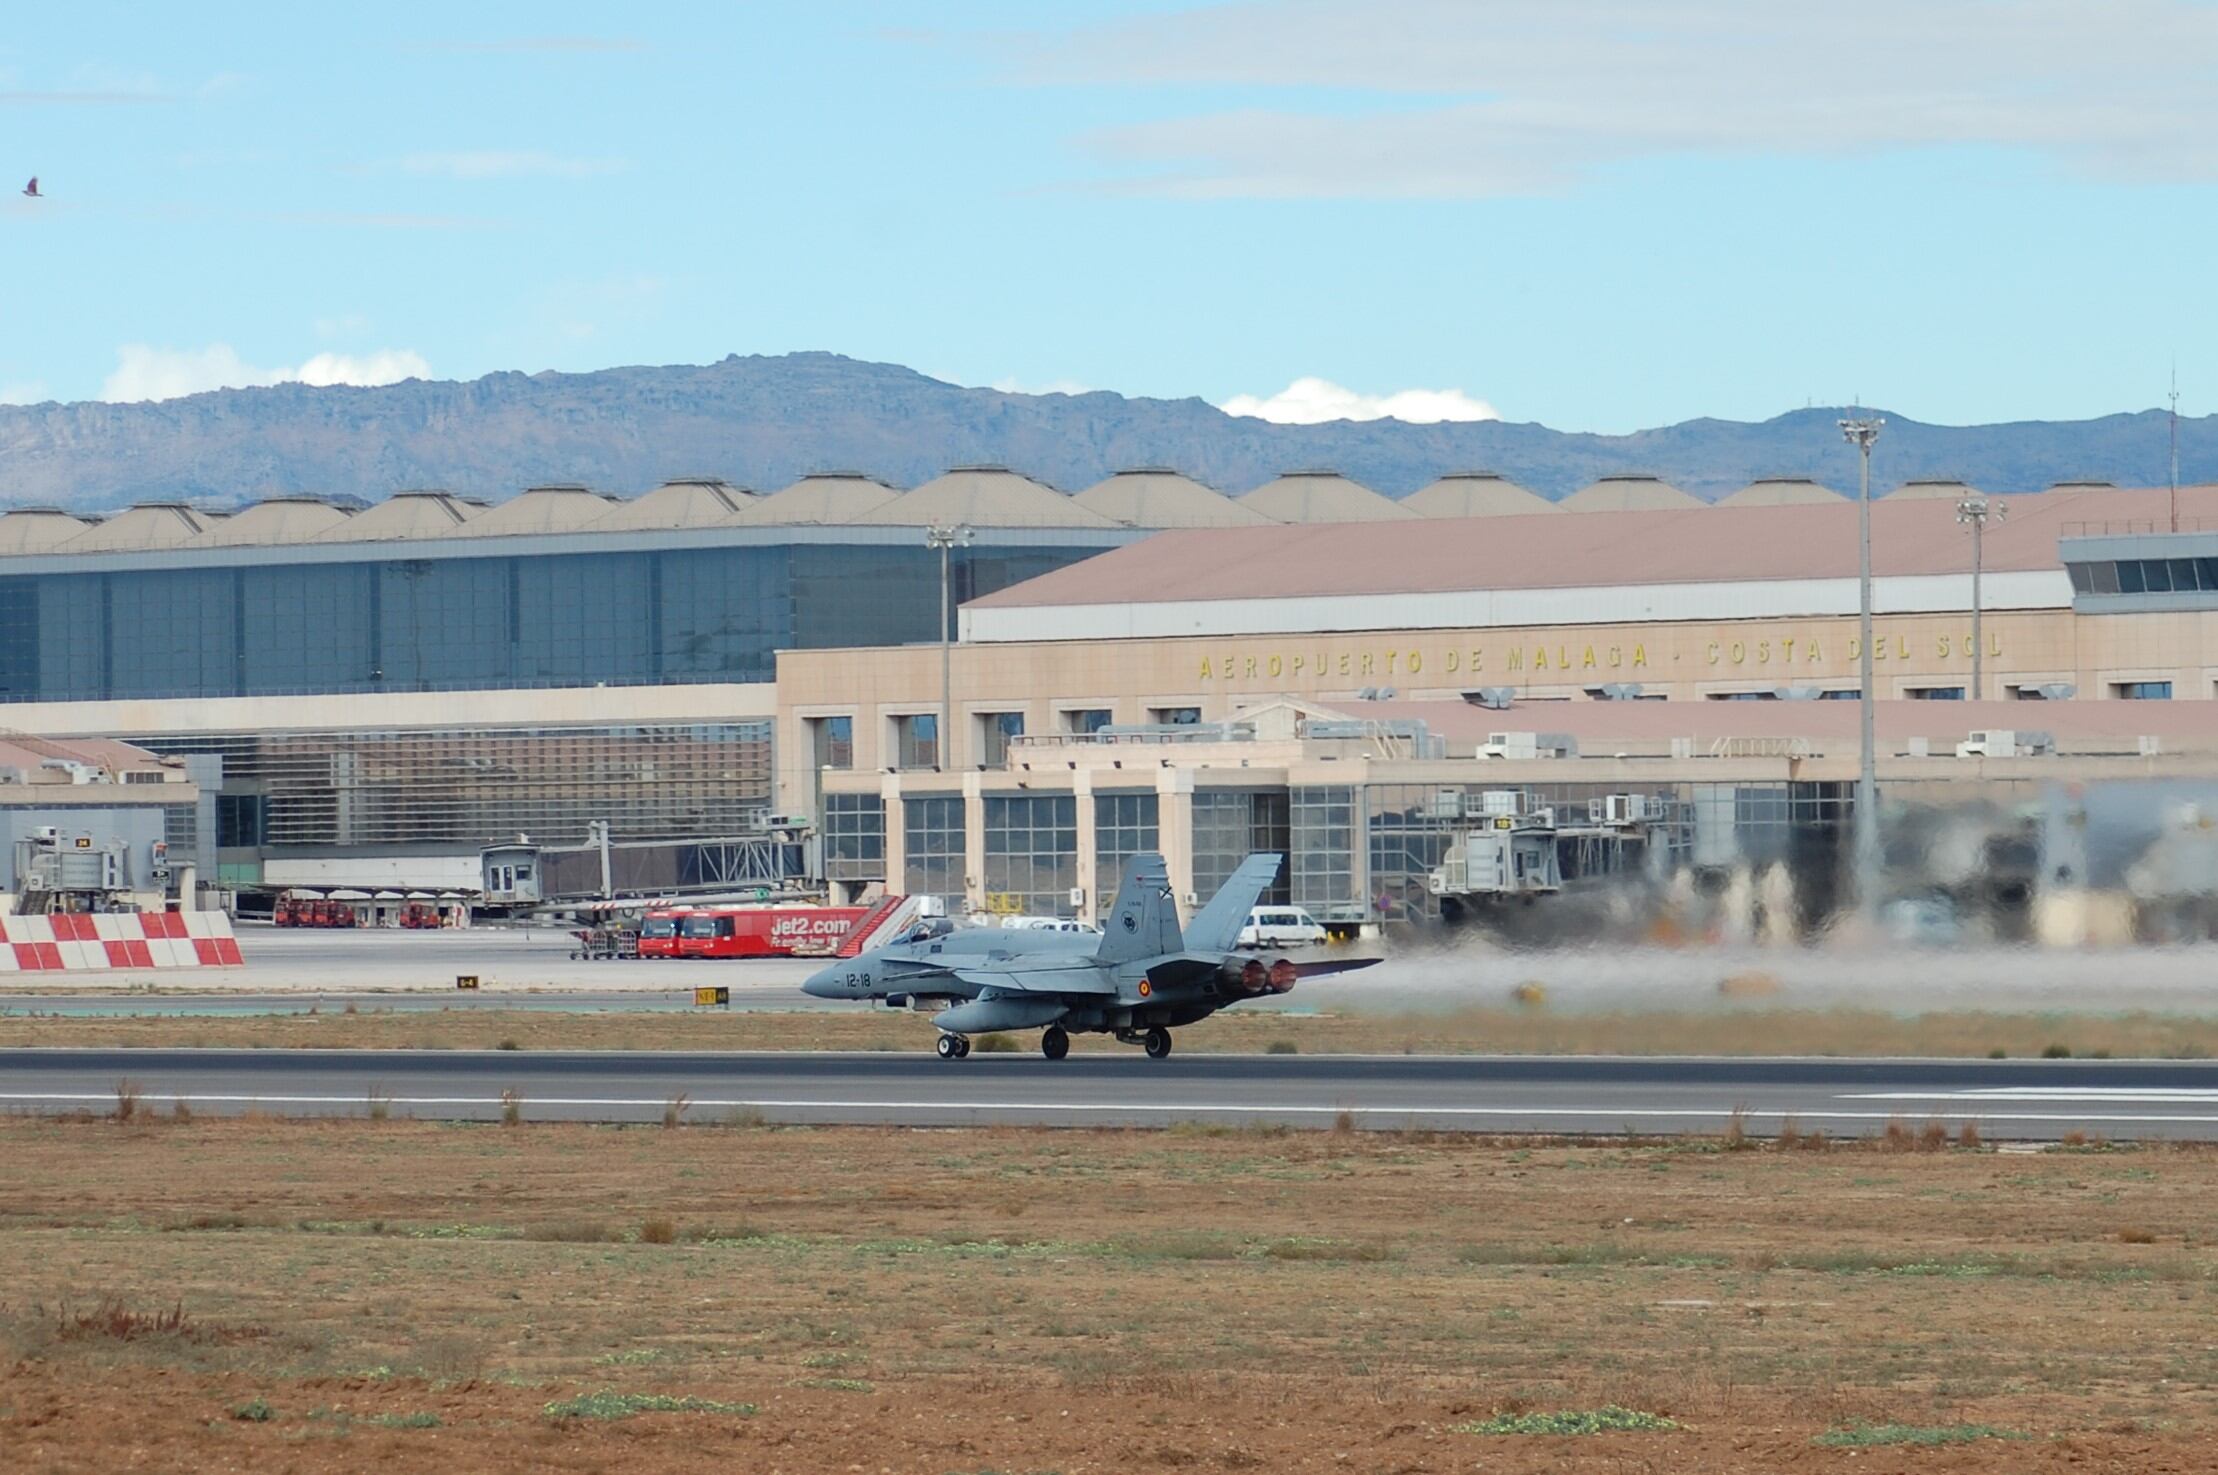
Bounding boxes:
3 0 2214 432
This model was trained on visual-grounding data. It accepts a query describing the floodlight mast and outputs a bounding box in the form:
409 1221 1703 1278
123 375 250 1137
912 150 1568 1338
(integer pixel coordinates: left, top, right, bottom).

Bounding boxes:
1956 494 2005 700
1839 416 1884 924
925 524 973 770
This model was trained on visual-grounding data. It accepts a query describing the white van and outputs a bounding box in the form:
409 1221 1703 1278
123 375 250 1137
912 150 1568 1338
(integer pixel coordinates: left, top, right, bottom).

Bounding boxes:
1236 906 1329 950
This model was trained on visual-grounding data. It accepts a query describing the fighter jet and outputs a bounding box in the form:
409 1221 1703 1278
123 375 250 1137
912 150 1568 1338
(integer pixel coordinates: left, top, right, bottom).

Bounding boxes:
803 852 1379 1060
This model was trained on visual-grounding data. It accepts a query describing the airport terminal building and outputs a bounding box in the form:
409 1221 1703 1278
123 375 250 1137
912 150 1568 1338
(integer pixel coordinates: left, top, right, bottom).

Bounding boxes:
6 464 2218 931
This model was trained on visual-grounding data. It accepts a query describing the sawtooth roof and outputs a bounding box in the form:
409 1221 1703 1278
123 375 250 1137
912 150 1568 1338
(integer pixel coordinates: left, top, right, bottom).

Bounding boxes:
308 489 482 542
451 484 618 538
1072 470 1278 528
1402 472 1558 518
0 508 95 553
593 478 754 531
188 496 355 546
871 467 1118 528
62 503 215 552
1714 477 1846 507
1558 475 1704 512
1238 471 1419 523
724 473 903 526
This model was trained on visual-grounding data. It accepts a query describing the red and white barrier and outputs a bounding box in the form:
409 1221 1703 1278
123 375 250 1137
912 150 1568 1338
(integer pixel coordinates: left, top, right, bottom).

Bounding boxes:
0 911 244 972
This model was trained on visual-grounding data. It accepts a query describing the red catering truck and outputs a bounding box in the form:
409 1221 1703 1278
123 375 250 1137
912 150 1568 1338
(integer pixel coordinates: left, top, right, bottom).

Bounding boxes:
672 905 869 959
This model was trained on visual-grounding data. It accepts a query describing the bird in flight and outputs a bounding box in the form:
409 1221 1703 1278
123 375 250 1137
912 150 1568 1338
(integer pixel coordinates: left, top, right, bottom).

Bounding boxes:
21 178 39 198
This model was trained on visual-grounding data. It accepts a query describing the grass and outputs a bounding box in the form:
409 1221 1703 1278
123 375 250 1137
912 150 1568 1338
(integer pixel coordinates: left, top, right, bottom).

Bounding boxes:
1456 1406 1678 1435
1813 1421 2022 1447
542 1390 757 1421
230 1397 276 1423
5 1117 2218 1466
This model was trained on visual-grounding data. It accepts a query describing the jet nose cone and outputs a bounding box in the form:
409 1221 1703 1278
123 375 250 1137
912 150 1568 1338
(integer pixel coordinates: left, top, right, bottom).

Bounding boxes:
802 967 839 998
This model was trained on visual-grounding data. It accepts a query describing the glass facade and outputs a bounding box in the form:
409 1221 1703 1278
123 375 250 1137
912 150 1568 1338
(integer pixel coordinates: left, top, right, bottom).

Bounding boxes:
2069 556 2218 598
150 722 772 850
903 795 965 898
896 714 940 771
1290 786 1360 923
979 712 1025 768
812 715 854 770
981 794 1078 916
1191 789 1291 905
0 541 1106 703
822 793 885 884
1093 790 1159 914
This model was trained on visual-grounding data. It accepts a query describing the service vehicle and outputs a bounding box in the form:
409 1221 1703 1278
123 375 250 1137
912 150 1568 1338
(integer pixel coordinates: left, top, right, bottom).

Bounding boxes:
1236 905 1330 949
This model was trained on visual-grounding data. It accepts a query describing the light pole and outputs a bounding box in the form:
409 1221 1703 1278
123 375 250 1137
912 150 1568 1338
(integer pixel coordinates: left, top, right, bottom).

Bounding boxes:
1956 493 2005 700
1839 416 1883 922
924 523 971 771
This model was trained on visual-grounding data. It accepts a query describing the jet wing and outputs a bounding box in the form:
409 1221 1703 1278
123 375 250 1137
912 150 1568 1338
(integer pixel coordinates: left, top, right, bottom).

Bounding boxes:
1282 956 1384 978
946 957 1118 996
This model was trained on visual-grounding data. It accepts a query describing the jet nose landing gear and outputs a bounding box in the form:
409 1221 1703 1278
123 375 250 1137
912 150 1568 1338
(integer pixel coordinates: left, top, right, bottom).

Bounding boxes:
935 1032 971 1060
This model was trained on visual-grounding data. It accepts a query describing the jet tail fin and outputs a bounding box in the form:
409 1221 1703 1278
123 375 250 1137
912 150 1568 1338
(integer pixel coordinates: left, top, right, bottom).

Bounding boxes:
1184 852 1285 954
1094 852 1181 963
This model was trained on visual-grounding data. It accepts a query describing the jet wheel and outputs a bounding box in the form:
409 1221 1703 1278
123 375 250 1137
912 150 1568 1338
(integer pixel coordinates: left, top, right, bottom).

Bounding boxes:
936 1033 962 1060
956 1036 971 1058
1041 1025 1070 1061
1143 1026 1173 1060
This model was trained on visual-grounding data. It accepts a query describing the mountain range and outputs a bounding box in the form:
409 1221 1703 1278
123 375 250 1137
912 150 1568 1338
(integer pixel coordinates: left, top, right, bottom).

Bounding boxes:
1 351 2209 511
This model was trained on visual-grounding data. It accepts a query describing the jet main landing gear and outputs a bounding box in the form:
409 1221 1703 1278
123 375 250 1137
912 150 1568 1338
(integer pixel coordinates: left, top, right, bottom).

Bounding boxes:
1040 1025 1070 1061
935 1032 971 1060
1143 1026 1173 1060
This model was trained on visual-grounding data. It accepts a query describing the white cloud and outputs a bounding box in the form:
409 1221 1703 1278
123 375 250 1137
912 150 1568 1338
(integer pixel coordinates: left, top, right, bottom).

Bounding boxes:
292 350 433 388
1022 0 2218 197
391 150 626 179
101 344 430 402
1219 376 1497 425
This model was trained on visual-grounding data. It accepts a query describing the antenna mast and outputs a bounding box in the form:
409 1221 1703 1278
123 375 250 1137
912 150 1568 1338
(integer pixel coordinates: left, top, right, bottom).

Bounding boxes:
2170 363 2181 534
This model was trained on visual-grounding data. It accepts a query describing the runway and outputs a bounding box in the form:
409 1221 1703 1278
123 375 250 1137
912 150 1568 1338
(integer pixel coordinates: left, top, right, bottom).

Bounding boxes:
8 1048 2218 1139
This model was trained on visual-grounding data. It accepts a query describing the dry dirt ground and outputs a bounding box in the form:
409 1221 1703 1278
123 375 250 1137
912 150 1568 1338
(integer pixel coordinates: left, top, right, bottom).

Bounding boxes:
3 1119 2218 1472
5 1003 2218 1058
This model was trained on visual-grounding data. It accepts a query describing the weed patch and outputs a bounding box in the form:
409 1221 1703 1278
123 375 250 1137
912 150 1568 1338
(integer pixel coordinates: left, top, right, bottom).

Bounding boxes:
1457 1406 1677 1436
1814 1421 2021 1447
543 1390 756 1421
230 1397 276 1423
1260 1237 1396 1263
